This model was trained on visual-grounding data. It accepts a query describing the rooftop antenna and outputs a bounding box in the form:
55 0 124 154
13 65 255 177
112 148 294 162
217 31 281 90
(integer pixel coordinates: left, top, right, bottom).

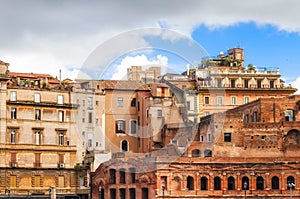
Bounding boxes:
59 69 62 85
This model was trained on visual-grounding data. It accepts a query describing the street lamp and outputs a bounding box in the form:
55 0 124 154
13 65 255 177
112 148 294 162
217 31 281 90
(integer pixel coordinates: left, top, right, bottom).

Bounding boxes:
288 181 295 199
243 181 247 199
161 181 166 199
99 185 102 199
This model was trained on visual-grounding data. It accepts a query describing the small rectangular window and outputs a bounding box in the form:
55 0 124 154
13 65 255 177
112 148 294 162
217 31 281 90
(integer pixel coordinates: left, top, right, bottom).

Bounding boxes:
217 96 223 105
87 97 93 108
244 79 249 88
157 109 162 117
58 111 64 122
11 108 17 119
231 96 236 105
116 120 126 134
224 133 231 142
58 95 63 104
244 96 250 104
34 93 41 103
270 80 274 88
88 112 92 123
257 80 262 88
187 101 191 110
35 109 41 120
58 132 64 146
131 98 136 107
10 91 17 101
204 96 209 104
231 80 235 88
117 97 123 107
130 120 137 134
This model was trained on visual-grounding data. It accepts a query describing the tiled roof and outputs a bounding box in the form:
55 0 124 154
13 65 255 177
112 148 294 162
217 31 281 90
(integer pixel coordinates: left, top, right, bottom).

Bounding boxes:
8 72 53 79
103 80 150 91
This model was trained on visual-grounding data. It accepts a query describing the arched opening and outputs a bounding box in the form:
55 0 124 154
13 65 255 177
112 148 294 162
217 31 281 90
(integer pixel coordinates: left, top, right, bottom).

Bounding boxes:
283 129 300 151
200 177 208 190
271 176 279 190
187 176 194 190
228 176 235 190
287 176 295 190
242 176 249 190
191 149 200 157
121 140 128 152
256 176 264 190
204 149 212 157
214 176 221 190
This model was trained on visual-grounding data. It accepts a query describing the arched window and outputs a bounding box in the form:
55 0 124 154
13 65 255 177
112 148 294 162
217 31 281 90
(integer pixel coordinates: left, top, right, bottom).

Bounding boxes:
242 176 249 190
191 149 200 157
204 149 212 157
256 176 264 190
271 176 279 190
214 176 221 190
121 140 128 152
287 176 295 190
228 176 235 190
187 176 194 190
201 177 208 190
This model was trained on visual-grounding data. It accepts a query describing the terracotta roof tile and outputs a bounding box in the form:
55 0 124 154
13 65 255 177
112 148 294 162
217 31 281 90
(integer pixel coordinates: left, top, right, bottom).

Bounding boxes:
8 72 53 79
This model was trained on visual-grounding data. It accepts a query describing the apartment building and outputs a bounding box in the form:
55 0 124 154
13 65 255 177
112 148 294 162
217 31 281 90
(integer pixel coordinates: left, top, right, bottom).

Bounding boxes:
0 61 89 198
190 48 296 117
127 66 161 83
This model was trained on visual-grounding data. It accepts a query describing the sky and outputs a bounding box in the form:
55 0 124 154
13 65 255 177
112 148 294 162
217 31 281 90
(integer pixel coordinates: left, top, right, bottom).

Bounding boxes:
1 0 300 91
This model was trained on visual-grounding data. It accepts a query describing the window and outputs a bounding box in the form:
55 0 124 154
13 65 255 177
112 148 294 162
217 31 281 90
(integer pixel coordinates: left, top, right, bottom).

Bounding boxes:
204 150 212 157
244 79 249 88
129 168 136 183
231 79 235 88
207 133 211 142
116 120 126 134
228 177 235 190
245 114 249 123
10 91 16 101
231 96 236 105
191 149 200 157
157 109 162 117
58 111 64 122
120 168 126 184
34 93 40 103
88 112 92 123
217 96 223 105
244 96 250 104
271 176 279 190
257 80 262 88
35 109 41 120
285 110 295 122
242 177 249 190
214 177 221 190
130 120 137 134
131 98 136 107
10 175 17 187
117 97 123 107
253 111 258 122
142 188 148 199
119 188 126 199
11 130 16 144
96 100 99 106
224 133 231 142
204 96 209 104
58 131 65 146
121 140 128 152
287 176 295 190
187 176 194 190
256 176 264 190
87 97 93 108
201 177 208 190
34 130 41 145
129 188 136 199
270 80 274 88
187 101 191 110
35 153 41 168
109 169 116 184
11 107 17 119
58 95 63 104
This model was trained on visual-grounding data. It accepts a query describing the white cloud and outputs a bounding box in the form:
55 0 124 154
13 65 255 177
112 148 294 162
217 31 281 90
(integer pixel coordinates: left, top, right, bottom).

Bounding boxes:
289 77 300 94
111 54 168 80
1 0 300 79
